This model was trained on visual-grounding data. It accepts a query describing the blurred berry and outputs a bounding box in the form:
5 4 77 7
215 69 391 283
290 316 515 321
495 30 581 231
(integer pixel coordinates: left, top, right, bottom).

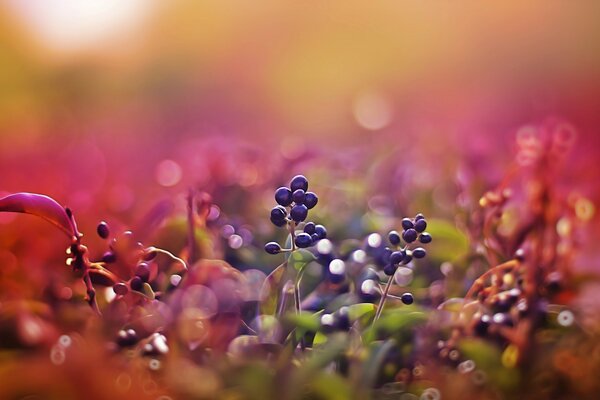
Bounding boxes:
135 263 151 282
414 219 427 233
290 175 309 192
402 229 418 243
320 314 336 333
292 189 306 204
265 242 281 254
383 264 397 276
415 213 425 221
419 232 432 244
388 230 401 246
116 329 138 347
412 247 427 259
290 204 309 222
96 221 110 239
401 218 414 230
130 276 144 291
315 225 327 239
304 192 318 209
102 251 117 263
304 222 316 234
275 187 293 206
113 283 129 296
401 293 414 305
295 233 313 248
390 251 405 265
335 307 351 330
474 314 491 336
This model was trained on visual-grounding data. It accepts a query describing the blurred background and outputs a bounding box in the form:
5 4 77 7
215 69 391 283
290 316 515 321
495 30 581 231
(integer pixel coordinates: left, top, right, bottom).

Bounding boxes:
1 1 600 270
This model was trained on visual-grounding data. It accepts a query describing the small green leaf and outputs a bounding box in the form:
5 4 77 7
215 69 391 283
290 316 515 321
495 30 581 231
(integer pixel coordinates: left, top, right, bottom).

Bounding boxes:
142 282 155 300
289 249 316 272
284 312 321 332
347 303 376 322
425 218 469 262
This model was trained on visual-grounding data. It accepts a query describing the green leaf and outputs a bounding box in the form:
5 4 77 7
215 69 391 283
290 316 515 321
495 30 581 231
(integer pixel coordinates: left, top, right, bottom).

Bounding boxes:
284 312 321 332
289 249 316 272
309 372 352 400
347 303 376 322
363 339 397 389
425 218 469 262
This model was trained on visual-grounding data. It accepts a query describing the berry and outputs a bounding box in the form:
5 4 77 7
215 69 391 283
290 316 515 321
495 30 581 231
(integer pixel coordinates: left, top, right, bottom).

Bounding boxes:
390 251 405 265
419 232 432 244
383 264 397 276
401 293 414 305
290 175 309 192
401 218 414 230
130 276 144 291
415 213 425 221
304 192 318 209
402 251 413 264
412 247 427 259
113 283 129 296
290 204 308 222
270 215 288 227
275 187 293 206
388 230 401 245
102 251 117 263
402 229 418 243
311 233 320 243
335 307 351 330
271 206 287 221
265 242 282 254
304 222 316 234
414 218 427 233
135 263 151 282
97 221 110 239
474 314 491 336
116 329 138 347
314 224 327 239
320 314 336 333
292 189 306 204
295 233 313 248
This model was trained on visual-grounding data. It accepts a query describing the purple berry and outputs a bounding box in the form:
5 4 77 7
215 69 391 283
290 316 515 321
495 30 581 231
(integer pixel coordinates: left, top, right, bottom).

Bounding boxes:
113 282 129 296
401 293 414 305
383 264 397 276
388 230 401 245
295 233 313 248
270 215 287 227
102 251 117 263
402 251 413 264
304 222 316 234
414 218 427 233
415 213 425 221
390 251 405 265
419 232 432 244
271 205 287 221
130 276 144 291
311 233 320 243
412 247 427 259
401 218 414 230
402 229 418 243
292 189 306 204
275 187 293 206
315 225 327 239
135 262 151 282
304 192 318 209
264 242 281 254
97 221 110 239
290 175 309 192
290 204 308 222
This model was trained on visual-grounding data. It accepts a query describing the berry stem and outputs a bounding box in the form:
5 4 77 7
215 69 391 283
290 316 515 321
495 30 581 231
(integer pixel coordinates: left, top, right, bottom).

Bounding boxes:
146 247 189 272
373 275 394 324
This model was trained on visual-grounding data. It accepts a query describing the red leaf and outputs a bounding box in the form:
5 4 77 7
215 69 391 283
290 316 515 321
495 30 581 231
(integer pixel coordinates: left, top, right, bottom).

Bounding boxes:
0 192 75 237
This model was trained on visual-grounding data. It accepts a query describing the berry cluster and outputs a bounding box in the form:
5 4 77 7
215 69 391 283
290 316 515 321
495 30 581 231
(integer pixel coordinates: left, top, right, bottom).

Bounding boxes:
383 213 432 277
265 175 326 253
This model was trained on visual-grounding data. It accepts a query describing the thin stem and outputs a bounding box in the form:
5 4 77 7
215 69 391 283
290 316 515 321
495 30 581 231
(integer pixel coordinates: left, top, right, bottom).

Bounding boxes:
147 247 188 272
373 276 394 324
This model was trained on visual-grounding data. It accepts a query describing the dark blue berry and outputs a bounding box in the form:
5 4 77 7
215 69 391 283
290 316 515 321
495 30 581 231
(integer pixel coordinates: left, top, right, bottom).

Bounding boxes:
414 219 427 233
401 293 414 305
304 222 316 234
295 233 313 248
474 314 491 336
402 228 418 243
130 276 144 291
290 175 309 192
275 187 293 206
419 232 432 244
290 204 308 222
311 233 320 243
97 221 110 239
135 262 151 282
304 192 318 209
314 224 327 239
102 251 117 263
270 215 287 227
335 307 351 330
388 230 401 245
415 213 425 221
329 272 345 284
401 218 414 230
390 251 405 265
270 206 287 221
292 189 306 204
264 242 281 254
412 247 426 259
383 264 397 276
402 251 413 264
